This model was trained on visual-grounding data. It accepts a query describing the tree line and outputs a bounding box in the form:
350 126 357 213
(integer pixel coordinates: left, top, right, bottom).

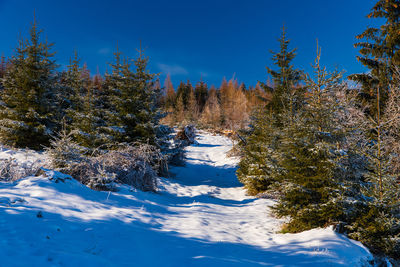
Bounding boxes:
0 18 161 152
160 75 269 131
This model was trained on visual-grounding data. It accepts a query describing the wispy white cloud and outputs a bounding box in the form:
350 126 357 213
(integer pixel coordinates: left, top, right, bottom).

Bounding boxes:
157 63 188 76
98 47 111 55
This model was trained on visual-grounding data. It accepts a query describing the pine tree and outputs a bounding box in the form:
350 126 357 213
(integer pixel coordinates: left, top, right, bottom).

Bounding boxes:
273 46 346 232
237 27 301 195
64 51 101 150
261 26 303 117
0 54 6 79
103 45 158 145
0 18 57 149
349 0 400 115
236 108 282 195
176 80 192 109
131 46 159 144
194 80 208 113
0 55 7 92
346 71 400 257
100 47 125 143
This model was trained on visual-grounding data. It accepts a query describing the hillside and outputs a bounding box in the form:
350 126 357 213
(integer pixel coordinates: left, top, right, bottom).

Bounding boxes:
0 132 372 266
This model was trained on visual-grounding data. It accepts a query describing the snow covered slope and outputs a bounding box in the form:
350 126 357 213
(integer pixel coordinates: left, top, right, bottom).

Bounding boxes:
0 132 372 266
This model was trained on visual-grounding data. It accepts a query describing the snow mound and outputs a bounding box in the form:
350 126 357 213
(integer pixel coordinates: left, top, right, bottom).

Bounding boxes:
0 132 372 266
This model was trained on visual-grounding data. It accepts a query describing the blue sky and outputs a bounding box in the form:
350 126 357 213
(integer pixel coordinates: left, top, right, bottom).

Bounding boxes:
0 0 378 87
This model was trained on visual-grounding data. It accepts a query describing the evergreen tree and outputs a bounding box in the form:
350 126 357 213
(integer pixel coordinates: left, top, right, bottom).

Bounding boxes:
64 51 101 150
236 108 282 195
101 47 125 143
0 18 57 149
0 54 6 79
0 55 7 92
131 46 160 144
349 0 400 115
103 45 158 145
194 80 208 112
161 75 176 126
261 26 303 117
347 72 400 257
273 46 346 232
237 27 301 195
176 80 192 109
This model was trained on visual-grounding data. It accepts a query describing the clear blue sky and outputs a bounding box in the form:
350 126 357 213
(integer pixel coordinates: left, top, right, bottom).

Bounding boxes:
0 0 378 87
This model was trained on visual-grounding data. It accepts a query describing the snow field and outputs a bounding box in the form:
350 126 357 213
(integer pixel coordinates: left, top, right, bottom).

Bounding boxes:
0 132 372 266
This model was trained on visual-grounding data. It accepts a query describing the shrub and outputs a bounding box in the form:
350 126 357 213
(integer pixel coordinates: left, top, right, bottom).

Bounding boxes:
0 157 41 181
68 144 163 191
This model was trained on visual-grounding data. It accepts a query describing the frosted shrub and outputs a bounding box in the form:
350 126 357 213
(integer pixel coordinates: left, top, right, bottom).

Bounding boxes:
0 158 41 181
68 144 163 191
45 128 85 170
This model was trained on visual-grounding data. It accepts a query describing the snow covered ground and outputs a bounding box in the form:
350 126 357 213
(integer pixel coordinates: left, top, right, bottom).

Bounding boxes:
0 132 373 266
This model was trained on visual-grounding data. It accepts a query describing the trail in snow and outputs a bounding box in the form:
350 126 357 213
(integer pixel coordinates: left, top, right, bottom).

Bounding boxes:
0 132 372 266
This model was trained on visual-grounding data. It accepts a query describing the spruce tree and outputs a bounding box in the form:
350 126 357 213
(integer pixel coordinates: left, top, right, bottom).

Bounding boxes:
161 75 176 126
349 0 400 115
131 46 159 144
176 80 192 110
0 54 6 79
194 80 208 113
273 46 346 232
236 109 282 195
237 27 301 195
346 73 400 257
0 18 57 149
260 26 302 117
64 51 101 150
103 45 158 145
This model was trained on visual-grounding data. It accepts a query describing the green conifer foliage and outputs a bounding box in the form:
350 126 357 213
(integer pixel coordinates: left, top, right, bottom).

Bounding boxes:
176 80 192 109
273 45 346 232
237 27 302 195
349 0 400 114
131 46 159 144
261 26 303 116
346 75 400 258
236 109 282 196
64 51 101 150
0 18 57 149
194 80 208 112
103 45 158 145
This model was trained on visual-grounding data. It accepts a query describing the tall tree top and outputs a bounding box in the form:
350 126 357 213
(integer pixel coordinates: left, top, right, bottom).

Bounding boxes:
261 27 302 114
349 0 400 114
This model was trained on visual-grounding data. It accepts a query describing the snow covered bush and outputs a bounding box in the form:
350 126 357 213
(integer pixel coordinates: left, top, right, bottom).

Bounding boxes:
45 127 86 170
0 157 41 181
68 144 163 191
